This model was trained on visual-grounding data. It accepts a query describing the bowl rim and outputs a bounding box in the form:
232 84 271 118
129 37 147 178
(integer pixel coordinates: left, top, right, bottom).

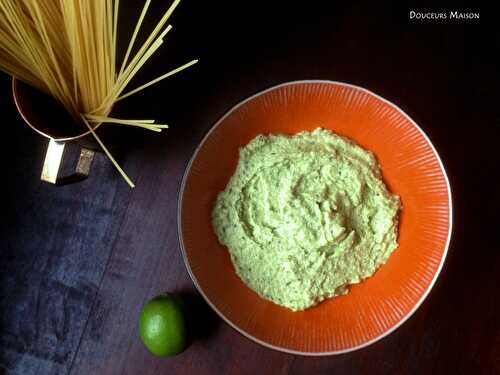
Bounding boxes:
177 79 453 356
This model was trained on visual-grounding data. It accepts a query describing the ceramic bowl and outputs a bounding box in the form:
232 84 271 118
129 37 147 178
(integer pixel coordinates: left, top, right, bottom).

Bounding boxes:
178 80 452 355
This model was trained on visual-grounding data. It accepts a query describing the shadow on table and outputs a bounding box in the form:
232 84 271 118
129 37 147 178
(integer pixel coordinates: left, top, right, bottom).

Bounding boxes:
174 290 221 344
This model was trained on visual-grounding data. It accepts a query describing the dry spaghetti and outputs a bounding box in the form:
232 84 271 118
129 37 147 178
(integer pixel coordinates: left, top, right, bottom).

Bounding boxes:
0 0 198 187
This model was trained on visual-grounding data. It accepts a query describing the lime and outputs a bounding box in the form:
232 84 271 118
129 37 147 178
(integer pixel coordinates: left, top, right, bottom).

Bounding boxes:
139 294 187 356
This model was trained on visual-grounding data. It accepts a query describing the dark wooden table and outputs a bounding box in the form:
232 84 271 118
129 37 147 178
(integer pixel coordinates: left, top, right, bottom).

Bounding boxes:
0 1 497 374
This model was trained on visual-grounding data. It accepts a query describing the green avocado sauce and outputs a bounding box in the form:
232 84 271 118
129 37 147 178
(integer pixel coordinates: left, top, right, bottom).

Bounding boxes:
212 129 400 311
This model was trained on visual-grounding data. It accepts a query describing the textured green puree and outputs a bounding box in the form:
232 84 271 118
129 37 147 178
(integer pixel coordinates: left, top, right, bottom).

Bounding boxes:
212 129 400 311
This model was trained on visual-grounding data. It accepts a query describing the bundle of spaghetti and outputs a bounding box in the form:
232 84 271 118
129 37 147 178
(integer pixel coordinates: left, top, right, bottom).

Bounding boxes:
0 0 198 187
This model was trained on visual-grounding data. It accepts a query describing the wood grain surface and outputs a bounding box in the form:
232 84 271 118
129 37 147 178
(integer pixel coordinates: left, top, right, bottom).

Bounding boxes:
0 1 497 374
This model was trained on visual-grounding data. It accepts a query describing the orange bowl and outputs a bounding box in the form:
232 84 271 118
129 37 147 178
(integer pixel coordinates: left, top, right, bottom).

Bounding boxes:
178 81 452 355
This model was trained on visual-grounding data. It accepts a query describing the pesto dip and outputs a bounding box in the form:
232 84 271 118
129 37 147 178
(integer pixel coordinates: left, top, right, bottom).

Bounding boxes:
212 129 400 311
